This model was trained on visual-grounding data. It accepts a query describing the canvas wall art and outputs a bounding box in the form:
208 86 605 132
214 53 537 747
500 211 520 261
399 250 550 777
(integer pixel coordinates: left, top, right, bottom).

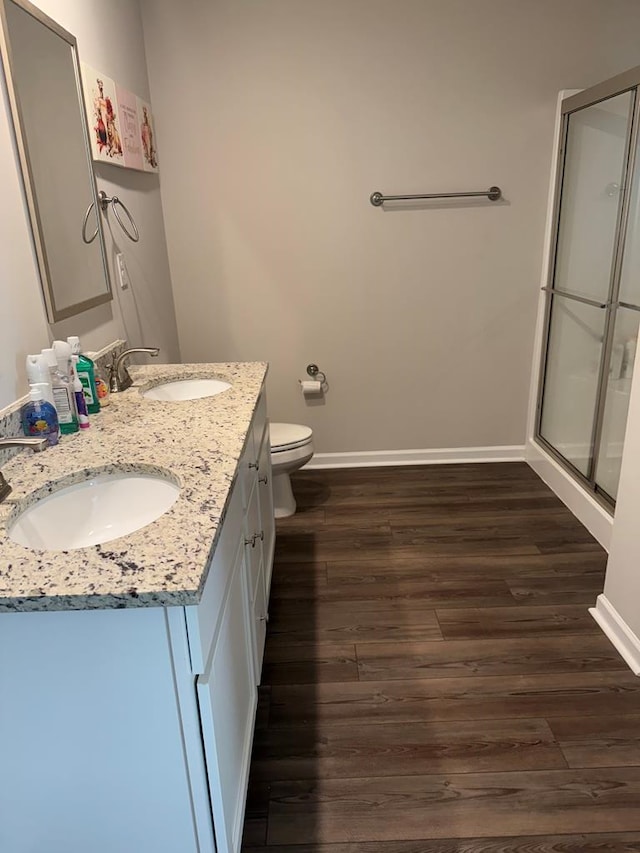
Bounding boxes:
80 63 159 174
117 86 143 170
81 64 124 165
138 98 159 173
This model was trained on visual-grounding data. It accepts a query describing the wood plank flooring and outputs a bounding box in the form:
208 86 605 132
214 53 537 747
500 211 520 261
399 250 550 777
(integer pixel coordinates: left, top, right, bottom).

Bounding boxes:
242 463 640 852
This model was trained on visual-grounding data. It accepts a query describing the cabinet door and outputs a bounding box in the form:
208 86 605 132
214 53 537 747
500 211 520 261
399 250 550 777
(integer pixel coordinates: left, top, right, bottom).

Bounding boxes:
251 558 268 683
0 607 208 853
256 423 275 596
244 481 267 684
196 541 257 853
185 478 245 675
244 475 262 604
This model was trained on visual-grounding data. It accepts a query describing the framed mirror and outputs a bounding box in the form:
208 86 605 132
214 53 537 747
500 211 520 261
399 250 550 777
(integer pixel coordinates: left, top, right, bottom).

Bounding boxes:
0 0 112 322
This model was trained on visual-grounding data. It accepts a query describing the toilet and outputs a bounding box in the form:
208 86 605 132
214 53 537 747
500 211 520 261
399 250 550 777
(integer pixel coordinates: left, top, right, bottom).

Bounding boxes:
269 423 314 518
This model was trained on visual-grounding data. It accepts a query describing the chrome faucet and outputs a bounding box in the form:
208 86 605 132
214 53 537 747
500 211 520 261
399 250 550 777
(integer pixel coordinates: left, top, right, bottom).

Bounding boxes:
109 347 160 393
0 437 49 504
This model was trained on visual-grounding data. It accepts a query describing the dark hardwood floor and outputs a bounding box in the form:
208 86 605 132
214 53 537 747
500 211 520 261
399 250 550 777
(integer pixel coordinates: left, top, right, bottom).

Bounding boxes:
242 462 640 852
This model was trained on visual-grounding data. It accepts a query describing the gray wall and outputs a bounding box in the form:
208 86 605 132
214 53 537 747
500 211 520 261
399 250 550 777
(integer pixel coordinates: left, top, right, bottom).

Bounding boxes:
142 0 640 454
0 0 180 408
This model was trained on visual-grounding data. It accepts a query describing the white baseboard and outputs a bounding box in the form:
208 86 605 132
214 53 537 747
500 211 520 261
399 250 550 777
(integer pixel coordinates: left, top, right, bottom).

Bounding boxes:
304 445 525 470
590 594 640 676
526 438 612 551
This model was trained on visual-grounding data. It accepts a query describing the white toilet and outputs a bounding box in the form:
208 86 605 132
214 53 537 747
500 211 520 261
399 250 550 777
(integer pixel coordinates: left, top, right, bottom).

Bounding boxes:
269 423 314 518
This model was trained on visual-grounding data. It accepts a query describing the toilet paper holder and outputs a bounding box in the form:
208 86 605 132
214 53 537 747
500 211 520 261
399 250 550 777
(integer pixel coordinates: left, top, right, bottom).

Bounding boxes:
299 363 328 397
306 364 327 384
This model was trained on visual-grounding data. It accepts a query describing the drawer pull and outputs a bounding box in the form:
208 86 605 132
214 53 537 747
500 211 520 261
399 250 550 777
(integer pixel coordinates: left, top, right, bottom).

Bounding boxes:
249 460 260 471
258 475 268 485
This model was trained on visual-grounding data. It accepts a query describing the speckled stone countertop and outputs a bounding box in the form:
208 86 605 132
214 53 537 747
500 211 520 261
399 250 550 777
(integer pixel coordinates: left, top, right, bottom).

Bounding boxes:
0 362 268 612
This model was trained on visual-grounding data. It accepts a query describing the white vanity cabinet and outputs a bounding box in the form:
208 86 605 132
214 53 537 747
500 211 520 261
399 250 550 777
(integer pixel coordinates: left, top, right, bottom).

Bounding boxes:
257 417 276 596
185 389 274 853
241 394 275 682
0 389 275 853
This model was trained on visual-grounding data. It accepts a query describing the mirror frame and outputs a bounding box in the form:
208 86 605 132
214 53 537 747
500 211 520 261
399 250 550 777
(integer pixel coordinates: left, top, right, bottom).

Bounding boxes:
0 0 112 322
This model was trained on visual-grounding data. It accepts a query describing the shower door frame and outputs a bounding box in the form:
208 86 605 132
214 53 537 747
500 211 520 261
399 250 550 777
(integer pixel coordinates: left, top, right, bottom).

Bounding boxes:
535 64 640 511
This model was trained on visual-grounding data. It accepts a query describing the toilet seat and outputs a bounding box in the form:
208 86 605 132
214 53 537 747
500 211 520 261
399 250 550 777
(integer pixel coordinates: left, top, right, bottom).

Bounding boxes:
270 423 313 453
269 423 314 518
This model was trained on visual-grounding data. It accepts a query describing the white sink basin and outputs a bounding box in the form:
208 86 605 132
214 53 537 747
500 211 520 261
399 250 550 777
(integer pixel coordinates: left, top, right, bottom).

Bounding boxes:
8 471 180 551
143 378 231 402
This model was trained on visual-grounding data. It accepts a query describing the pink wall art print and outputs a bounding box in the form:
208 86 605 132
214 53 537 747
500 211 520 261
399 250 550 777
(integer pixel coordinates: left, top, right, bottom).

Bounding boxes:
81 63 159 174
117 86 143 170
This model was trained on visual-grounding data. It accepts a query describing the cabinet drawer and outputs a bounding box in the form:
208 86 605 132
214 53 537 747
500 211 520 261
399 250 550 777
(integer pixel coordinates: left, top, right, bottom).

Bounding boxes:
185 478 244 674
250 391 267 465
256 425 275 597
240 390 267 510
238 441 258 512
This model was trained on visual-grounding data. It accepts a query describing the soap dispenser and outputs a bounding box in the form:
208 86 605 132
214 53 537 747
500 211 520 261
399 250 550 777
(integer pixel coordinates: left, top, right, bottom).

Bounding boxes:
25 353 55 409
21 385 59 446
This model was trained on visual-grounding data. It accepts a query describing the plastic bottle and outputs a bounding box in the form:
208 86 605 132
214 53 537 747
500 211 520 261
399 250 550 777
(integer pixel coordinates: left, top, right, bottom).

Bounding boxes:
71 356 90 429
67 336 100 414
94 369 110 407
85 350 110 407
41 347 57 378
51 341 79 435
41 347 61 392
25 353 55 409
21 385 59 446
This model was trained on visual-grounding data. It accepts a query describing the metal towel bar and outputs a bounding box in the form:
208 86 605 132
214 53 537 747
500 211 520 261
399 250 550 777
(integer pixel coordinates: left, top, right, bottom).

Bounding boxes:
370 186 502 206
82 190 140 244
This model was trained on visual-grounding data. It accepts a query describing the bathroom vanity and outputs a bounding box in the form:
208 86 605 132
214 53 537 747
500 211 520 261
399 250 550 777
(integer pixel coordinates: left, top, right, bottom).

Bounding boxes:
0 362 274 853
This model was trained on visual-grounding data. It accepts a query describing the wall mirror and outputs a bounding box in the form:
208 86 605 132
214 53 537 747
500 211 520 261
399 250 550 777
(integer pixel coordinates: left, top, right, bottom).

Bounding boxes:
0 0 112 322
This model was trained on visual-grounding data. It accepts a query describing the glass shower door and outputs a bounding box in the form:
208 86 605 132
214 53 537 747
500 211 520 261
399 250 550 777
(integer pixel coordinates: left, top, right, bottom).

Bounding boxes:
594 122 640 500
538 90 635 498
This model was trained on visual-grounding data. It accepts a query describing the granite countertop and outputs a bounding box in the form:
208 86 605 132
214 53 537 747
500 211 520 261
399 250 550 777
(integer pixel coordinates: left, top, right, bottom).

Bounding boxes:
0 362 268 613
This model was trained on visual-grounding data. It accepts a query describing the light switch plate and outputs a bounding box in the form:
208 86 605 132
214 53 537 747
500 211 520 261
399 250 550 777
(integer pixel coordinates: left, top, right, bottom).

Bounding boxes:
116 252 130 290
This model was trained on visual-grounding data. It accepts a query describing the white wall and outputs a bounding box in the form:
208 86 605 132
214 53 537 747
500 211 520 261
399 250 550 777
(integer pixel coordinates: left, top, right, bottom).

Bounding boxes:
594 148 640 658
0 0 179 408
602 354 640 639
141 0 640 455
591 343 640 673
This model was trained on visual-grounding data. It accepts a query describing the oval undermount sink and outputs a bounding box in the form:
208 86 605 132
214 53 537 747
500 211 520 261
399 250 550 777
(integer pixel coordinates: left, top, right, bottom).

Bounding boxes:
8 472 180 551
143 378 231 402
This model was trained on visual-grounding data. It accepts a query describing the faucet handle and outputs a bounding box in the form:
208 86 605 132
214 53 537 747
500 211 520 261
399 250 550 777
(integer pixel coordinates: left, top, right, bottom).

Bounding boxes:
0 436 48 505
111 346 160 392
107 362 118 393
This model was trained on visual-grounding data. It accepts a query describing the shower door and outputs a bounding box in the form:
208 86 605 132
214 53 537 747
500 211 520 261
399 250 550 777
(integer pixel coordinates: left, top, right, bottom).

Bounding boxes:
537 71 640 508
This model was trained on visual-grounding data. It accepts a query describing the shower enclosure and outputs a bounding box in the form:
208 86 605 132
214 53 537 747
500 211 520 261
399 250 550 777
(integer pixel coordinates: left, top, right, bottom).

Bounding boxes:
536 67 640 509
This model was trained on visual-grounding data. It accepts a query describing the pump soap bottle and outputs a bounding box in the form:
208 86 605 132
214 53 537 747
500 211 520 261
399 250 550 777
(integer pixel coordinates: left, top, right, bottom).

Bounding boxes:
25 354 55 409
21 385 59 446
